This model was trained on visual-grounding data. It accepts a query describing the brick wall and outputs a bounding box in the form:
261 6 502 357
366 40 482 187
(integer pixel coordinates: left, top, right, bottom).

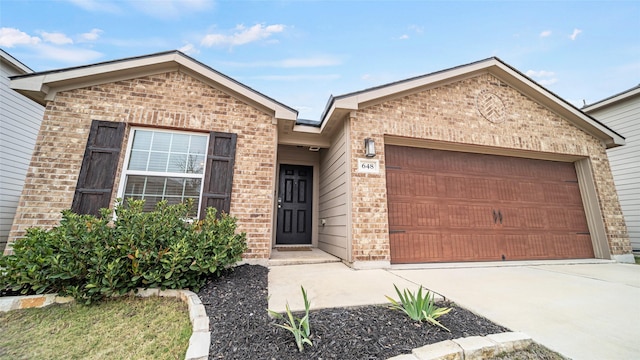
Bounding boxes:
7 71 277 258
348 73 631 261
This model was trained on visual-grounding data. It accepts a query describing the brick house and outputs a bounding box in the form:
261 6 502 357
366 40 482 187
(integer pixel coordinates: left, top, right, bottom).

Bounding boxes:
6 51 634 266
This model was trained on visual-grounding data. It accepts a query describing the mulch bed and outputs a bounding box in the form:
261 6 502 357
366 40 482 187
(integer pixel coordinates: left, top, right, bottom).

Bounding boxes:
197 264 510 360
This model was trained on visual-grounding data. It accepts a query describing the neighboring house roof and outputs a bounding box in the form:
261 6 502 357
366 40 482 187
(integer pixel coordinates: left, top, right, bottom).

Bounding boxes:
1 49 34 75
9 50 298 121
319 57 625 149
583 84 640 112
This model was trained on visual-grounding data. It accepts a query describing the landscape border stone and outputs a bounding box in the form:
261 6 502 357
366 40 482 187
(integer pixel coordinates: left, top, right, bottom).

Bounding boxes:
388 332 532 360
0 289 210 360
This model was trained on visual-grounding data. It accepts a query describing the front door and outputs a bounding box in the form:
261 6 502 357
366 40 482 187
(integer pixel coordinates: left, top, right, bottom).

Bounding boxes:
276 164 313 245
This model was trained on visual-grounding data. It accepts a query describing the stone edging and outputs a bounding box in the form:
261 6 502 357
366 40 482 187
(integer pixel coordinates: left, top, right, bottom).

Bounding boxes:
0 289 210 360
387 332 532 360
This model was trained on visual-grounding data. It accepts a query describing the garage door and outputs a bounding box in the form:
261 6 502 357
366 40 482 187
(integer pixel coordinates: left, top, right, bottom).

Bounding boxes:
385 146 594 264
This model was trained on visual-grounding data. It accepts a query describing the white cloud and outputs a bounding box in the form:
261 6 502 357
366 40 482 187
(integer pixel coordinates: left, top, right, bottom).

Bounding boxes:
179 43 199 55
361 74 371 80
0 27 41 47
201 23 285 47
79 28 103 42
33 44 103 64
538 78 558 86
540 30 552 38
129 0 213 19
569 28 582 40
41 31 74 45
398 34 409 40
526 69 558 87
408 25 424 34
66 0 121 13
525 70 555 78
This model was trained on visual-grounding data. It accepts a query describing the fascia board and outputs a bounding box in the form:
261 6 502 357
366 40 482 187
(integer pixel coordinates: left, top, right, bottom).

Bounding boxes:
9 51 298 122
319 59 496 133
583 87 640 112
490 62 625 147
173 54 297 121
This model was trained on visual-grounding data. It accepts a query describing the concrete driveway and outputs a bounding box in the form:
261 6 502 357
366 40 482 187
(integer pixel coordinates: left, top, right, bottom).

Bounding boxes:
269 260 640 360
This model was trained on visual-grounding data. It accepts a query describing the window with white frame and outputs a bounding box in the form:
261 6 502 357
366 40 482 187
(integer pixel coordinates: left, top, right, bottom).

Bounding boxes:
118 128 208 215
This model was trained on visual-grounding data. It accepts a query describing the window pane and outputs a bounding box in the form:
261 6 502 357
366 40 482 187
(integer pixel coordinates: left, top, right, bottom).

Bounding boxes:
165 178 185 196
132 131 152 150
151 132 171 151
167 153 188 173
148 152 168 172
190 136 207 155
171 134 190 153
189 155 205 174
128 150 149 171
184 179 201 197
123 175 202 214
124 175 147 196
144 176 166 196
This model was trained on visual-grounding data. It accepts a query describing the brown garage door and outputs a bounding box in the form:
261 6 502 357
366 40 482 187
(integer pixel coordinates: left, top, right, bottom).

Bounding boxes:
385 146 594 264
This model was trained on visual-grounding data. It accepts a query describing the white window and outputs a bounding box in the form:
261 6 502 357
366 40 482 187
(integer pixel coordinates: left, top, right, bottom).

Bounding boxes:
118 128 208 215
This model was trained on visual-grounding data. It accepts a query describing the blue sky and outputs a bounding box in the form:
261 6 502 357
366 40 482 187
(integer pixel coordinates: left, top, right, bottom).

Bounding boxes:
2 0 639 120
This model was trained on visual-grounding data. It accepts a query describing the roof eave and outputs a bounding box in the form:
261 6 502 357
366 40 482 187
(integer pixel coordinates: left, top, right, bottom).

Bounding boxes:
319 57 625 148
9 51 298 121
582 85 640 112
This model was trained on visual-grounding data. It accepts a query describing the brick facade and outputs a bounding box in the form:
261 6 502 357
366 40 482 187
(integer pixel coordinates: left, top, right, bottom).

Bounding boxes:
348 73 631 262
7 71 277 258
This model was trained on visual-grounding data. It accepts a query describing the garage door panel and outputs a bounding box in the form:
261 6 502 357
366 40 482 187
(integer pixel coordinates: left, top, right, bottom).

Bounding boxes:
385 145 593 264
447 204 495 229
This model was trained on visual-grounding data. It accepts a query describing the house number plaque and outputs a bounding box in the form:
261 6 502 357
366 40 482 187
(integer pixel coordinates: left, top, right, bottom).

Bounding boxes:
357 158 380 174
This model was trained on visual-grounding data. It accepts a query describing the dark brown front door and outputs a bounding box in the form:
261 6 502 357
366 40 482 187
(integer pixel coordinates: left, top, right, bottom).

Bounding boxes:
385 145 594 264
276 165 313 245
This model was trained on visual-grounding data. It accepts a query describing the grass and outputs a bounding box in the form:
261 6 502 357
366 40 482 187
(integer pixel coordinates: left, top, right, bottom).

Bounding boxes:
635 255 640 265
0 296 192 360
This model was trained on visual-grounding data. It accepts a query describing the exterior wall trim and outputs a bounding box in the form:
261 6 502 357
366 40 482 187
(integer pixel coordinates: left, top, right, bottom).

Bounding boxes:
575 158 612 260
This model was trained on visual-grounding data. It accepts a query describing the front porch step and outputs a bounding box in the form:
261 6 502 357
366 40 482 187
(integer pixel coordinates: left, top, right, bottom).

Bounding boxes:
268 247 341 266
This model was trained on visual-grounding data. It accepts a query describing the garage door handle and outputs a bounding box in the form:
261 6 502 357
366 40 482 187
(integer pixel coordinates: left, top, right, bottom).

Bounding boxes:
492 210 498 224
498 210 503 224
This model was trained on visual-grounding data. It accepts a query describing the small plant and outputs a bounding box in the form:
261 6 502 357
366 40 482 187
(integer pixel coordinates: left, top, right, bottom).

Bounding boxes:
268 286 312 352
386 284 452 331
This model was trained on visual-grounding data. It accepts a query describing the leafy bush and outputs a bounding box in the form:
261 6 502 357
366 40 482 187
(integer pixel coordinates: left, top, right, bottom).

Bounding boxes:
386 284 452 331
0 199 247 303
268 286 313 352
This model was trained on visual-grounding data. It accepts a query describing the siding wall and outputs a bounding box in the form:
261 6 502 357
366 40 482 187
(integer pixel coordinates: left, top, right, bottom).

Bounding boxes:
0 56 44 251
318 120 350 259
587 95 640 251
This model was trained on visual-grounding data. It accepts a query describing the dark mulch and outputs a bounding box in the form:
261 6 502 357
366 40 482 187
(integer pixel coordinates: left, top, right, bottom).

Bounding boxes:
198 264 510 360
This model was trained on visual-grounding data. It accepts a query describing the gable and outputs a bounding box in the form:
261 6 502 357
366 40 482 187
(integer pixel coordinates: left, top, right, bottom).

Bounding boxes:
353 73 605 159
321 57 624 149
9 50 297 122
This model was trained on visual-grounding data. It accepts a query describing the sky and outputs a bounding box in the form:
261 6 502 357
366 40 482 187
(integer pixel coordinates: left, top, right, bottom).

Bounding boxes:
1 0 639 120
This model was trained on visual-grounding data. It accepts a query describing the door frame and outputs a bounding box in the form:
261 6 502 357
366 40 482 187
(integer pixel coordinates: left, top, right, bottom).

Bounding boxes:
273 147 320 248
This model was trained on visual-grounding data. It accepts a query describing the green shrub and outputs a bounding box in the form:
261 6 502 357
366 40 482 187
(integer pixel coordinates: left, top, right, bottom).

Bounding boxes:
268 286 312 352
0 199 247 303
386 284 452 331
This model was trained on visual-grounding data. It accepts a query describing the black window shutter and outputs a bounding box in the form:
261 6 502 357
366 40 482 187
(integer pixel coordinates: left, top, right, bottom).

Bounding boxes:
71 120 126 216
200 131 237 219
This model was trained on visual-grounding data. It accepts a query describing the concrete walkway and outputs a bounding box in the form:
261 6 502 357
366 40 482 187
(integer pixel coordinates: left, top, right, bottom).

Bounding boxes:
268 260 640 360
